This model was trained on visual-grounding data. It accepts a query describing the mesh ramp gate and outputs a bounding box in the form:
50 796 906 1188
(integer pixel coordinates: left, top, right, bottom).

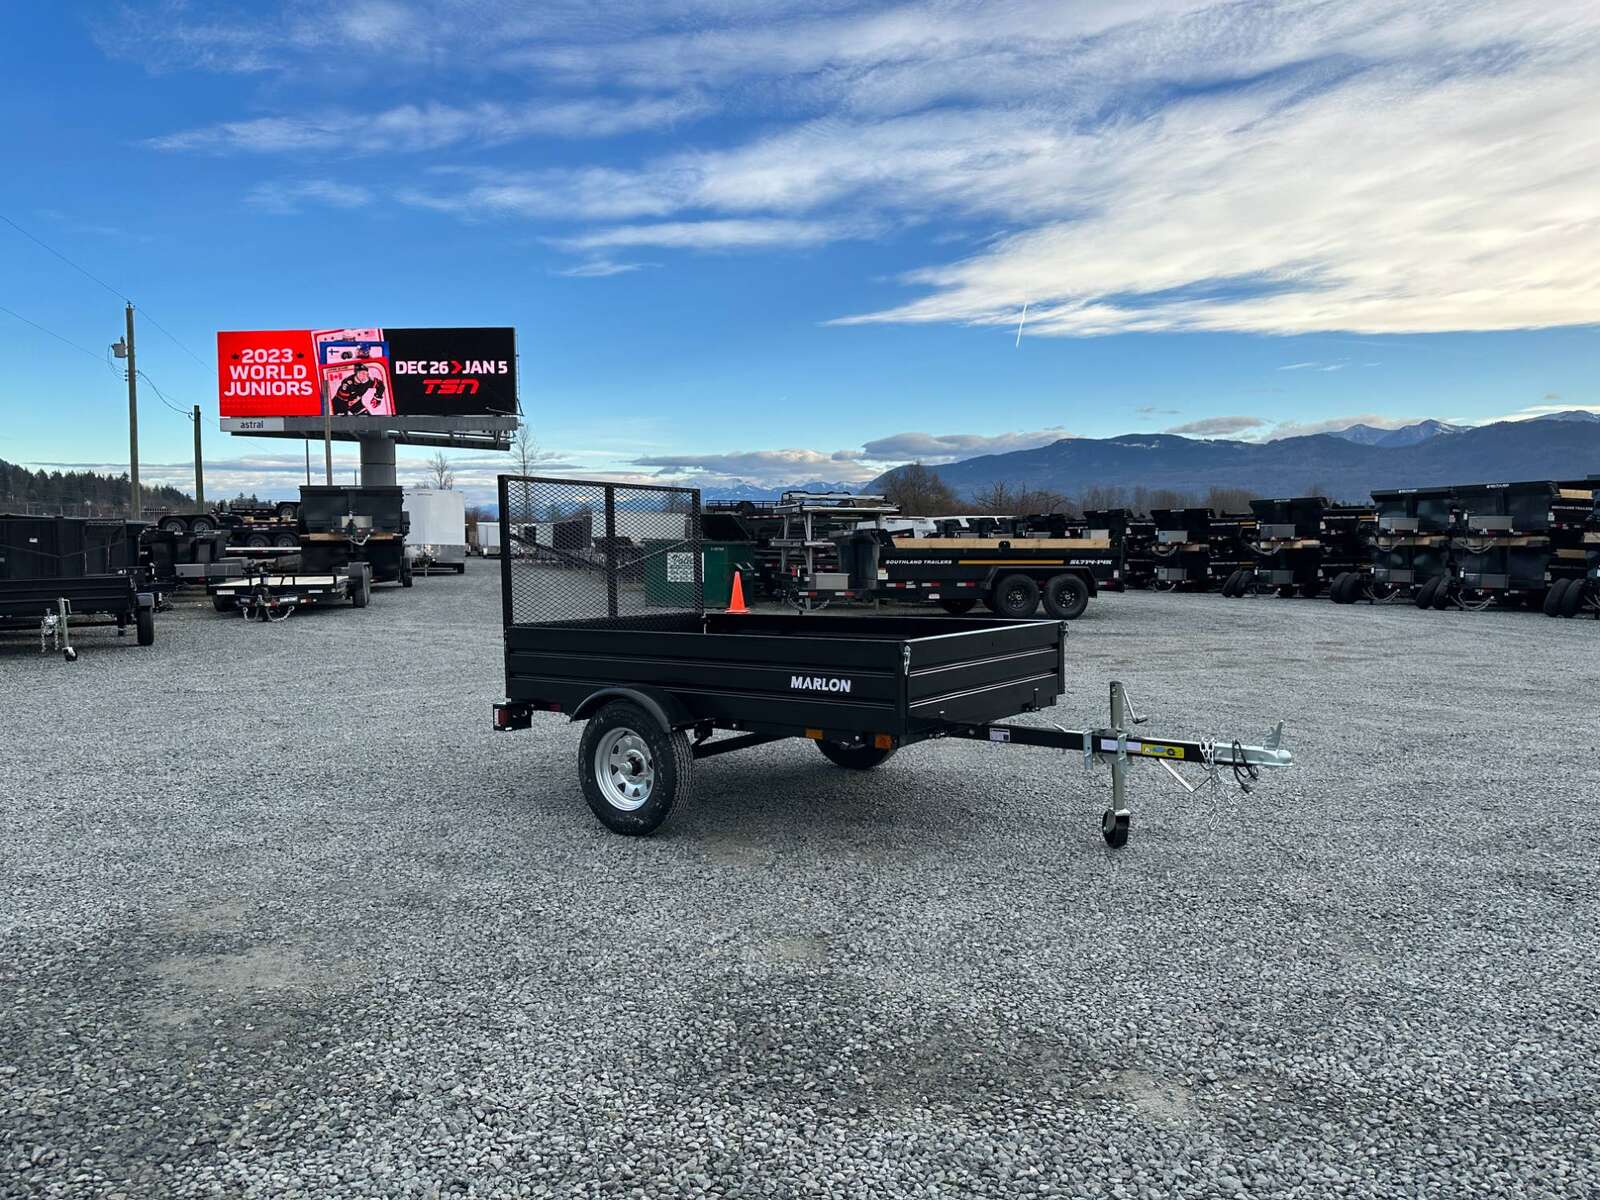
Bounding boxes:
498 476 702 629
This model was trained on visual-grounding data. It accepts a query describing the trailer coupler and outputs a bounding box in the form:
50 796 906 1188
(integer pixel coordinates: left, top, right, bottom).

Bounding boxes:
947 681 1292 847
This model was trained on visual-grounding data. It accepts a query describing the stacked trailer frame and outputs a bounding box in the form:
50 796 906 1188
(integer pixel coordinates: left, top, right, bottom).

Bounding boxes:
297 485 413 587
1355 486 1457 607
770 492 897 607
1149 508 1212 592
491 475 1293 851
1207 512 1260 596
1244 497 1328 598
1317 503 1379 603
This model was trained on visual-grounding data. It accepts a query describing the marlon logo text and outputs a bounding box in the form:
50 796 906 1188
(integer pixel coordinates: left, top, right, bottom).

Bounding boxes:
790 675 852 694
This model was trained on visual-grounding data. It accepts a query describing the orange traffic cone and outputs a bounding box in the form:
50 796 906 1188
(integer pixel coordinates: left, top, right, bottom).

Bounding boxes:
726 569 750 614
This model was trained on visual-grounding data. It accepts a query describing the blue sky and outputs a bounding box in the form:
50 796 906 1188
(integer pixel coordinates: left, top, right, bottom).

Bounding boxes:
2 0 1597 502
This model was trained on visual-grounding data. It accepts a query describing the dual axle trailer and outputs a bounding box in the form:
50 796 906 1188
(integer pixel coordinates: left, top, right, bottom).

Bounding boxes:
491 477 1292 849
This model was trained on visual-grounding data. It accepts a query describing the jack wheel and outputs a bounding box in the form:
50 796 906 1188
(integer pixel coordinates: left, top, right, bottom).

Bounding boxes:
63 647 78 662
1101 809 1130 848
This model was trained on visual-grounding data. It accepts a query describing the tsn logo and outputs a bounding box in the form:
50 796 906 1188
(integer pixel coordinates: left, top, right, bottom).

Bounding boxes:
422 378 481 395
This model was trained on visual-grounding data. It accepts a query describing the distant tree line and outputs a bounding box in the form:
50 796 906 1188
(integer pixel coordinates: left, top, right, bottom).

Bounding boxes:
0 456 193 517
880 462 1308 517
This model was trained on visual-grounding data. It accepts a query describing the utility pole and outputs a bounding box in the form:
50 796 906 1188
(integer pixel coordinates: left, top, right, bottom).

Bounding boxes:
122 304 140 517
191 405 205 509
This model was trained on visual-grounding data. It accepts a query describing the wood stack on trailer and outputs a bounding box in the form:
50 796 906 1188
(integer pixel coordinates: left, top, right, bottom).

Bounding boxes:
1149 508 1212 591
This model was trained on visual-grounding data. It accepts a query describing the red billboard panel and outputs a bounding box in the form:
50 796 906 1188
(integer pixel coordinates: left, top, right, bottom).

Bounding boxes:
217 326 516 419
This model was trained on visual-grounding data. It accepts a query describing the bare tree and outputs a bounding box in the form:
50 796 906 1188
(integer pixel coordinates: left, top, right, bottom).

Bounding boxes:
1204 486 1260 514
967 481 1018 514
513 421 539 477
881 463 959 515
428 452 455 490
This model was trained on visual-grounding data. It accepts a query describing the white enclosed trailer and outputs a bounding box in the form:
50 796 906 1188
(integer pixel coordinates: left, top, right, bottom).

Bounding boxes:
403 489 468 574
477 520 502 557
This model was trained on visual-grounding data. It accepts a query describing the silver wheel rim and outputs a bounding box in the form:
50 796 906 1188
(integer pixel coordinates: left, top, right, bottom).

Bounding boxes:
595 727 655 811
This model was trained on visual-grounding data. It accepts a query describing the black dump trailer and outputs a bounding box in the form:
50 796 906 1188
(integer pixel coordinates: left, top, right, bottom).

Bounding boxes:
1445 480 1595 615
1242 497 1328 598
1104 511 1157 591
1318 503 1380 603
492 476 1292 849
1149 508 1213 591
848 525 1102 620
0 515 156 659
297 485 412 587
1357 486 1457 606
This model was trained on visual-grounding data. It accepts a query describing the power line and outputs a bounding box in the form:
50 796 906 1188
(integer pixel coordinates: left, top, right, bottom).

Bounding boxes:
0 301 109 364
0 213 212 369
137 369 194 420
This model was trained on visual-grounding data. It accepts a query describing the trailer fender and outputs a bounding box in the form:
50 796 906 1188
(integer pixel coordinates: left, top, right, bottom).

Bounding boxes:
570 687 693 732
135 591 155 610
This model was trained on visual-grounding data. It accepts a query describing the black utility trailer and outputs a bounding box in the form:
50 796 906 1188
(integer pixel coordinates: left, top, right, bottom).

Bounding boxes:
492 477 1291 849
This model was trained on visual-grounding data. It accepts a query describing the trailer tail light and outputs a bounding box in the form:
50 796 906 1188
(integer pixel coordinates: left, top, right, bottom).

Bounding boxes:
873 734 893 750
804 728 824 740
493 702 534 731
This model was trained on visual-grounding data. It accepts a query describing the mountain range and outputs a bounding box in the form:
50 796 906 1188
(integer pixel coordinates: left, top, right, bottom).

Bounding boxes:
874 413 1600 502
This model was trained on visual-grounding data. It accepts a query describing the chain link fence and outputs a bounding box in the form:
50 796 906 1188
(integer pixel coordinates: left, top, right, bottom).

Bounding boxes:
498 476 702 629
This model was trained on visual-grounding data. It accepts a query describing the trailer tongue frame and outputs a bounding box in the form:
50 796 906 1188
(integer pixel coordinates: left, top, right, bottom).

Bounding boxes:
493 476 1292 849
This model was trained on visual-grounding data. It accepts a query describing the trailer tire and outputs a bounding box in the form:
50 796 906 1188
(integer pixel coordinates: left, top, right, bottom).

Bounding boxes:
1542 578 1570 616
937 597 977 616
400 557 414 588
1559 579 1585 617
1415 577 1441 608
190 516 216 536
135 606 155 646
212 594 235 613
817 737 898 770
273 533 298 548
1339 573 1363 604
275 503 298 521
245 533 270 548
158 516 188 535
1041 574 1090 620
1431 579 1452 610
1102 809 1130 848
580 702 692 835
987 573 1040 618
351 571 371 608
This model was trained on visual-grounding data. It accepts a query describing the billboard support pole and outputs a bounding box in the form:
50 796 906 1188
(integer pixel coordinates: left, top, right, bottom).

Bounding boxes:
358 435 396 488
323 399 334 485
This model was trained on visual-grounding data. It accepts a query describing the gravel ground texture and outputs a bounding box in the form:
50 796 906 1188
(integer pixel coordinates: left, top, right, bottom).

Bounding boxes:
3 563 1598 1199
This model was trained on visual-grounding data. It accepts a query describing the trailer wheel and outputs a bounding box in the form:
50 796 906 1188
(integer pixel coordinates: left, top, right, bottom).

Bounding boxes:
245 533 270 548
273 533 298 548
158 515 188 535
1101 809 1130 848
1415 577 1441 608
133 605 155 646
275 502 298 521
817 737 898 770
63 646 77 662
1430 579 1452 610
987 574 1040 618
1542 578 1571 617
1559 579 1585 617
579 702 693 835
1041 574 1090 620
212 594 235 614
351 572 371 608
189 516 216 536
937 597 977 616
400 557 414 588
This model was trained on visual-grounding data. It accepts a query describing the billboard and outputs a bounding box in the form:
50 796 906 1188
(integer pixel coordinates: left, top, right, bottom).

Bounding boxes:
217 326 516 420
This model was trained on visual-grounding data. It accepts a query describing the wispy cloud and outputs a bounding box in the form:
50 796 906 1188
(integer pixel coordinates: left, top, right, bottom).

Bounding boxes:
554 260 655 278
149 95 708 154
859 429 1071 461
1165 416 1265 437
246 180 373 214
558 219 847 251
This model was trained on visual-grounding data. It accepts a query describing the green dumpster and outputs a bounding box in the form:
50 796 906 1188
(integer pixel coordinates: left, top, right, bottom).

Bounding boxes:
643 541 756 608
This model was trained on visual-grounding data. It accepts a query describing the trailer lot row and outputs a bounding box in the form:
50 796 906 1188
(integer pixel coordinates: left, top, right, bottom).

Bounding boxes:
3 566 1598 1198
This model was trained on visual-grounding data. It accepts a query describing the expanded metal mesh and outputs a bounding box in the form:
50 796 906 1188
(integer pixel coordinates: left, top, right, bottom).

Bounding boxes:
499 476 701 628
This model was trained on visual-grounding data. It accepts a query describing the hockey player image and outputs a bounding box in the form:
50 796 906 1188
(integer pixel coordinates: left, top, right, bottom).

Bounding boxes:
324 360 394 417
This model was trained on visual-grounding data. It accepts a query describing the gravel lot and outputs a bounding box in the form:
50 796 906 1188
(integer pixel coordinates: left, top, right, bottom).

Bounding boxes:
4 564 1598 1199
